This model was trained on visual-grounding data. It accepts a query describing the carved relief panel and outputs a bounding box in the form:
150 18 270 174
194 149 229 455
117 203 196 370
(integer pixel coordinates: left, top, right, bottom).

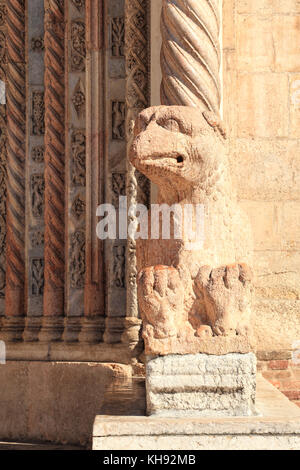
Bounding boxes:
70 230 85 289
31 37 44 51
111 17 124 57
71 19 86 72
112 172 126 207
65 0 86 338
71 0 85 12
112 101 125 140
104 0 127 344
72 79 86 118
32 145 45 163
30 231 44 248
71 129 86 186
113 245 126 288
71 194 85 221
31 258 44 296
30 174 45 219
24 0 46 339
32 91 45 136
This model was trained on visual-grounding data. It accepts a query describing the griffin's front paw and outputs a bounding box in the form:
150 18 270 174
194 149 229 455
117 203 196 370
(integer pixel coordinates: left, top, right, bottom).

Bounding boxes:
195 263 253 337
137 265 184 340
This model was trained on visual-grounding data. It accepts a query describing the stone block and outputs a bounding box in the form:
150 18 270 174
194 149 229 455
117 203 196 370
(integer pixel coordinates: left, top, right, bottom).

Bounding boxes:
239 200 279 251
252 249 300 301
26 362 125 445
223 0 235 49
238 0 300 14
146 353 257 417
273 16 300 72
279 201 300 251
273 0 300 13
237 15 273 71
143 335 251 357
237 0 273 14
257 350 292 361
282 390 300 401
223 51 237 136
262 370 293 382
289 74 300 138
268 360 289 370
0 362 29 440
0 361 133 447
237 73 289 138
233 139 300 201
279 379 300 390
252 298 300 352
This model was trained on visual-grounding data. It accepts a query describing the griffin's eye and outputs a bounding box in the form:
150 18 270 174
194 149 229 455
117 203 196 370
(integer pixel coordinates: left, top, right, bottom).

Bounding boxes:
161 119 180 132
177 156 184 164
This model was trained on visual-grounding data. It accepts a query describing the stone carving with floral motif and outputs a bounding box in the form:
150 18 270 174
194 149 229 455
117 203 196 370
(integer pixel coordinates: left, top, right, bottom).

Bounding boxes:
130 106 254 355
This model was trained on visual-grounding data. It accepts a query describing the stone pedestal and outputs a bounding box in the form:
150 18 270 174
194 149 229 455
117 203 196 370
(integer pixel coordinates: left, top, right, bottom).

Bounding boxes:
93 376 300 450
146 353 257 417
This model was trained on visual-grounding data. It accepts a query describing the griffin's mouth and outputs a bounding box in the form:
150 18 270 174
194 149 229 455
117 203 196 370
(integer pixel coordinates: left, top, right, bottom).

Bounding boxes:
137 153 186 168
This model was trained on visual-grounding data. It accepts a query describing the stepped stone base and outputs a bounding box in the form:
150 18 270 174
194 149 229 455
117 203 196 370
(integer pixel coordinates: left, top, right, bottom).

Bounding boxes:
146 353 257 417
93 376 300 450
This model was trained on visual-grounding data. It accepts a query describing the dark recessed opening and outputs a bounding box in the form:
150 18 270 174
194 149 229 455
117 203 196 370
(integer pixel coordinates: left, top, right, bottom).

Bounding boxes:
177 156 184 164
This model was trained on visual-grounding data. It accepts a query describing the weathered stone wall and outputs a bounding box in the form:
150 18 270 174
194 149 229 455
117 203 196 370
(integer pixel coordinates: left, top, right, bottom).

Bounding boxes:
223 0 300 355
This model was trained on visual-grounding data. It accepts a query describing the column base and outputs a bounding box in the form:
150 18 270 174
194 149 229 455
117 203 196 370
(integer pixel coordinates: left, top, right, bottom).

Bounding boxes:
38 316 64 342
63 317 82 343
78 317 105 343
146 353 257 417
23 317 42 342
0 316 25 342
103 317 125 344
121 317 142 349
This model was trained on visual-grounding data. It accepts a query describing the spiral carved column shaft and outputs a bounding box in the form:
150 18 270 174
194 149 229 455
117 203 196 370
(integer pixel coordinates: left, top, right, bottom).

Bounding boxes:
0 3 8 317
40 0 65 341
161 0 221 113
3 0 26 339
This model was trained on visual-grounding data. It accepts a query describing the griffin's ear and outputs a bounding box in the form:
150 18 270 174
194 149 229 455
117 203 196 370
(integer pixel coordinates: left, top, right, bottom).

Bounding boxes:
133 111 151 136
202 111 227 140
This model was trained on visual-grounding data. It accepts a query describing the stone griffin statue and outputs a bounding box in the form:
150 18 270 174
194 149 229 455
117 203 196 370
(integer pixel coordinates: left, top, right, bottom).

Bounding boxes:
130 106 253 355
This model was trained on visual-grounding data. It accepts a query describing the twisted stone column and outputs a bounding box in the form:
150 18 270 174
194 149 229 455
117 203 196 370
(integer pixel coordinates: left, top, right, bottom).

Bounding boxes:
123 0 150 347
161 0 221 113
0 106 6 312
2 0 26 340
0 2 7 318
39 0 65 341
